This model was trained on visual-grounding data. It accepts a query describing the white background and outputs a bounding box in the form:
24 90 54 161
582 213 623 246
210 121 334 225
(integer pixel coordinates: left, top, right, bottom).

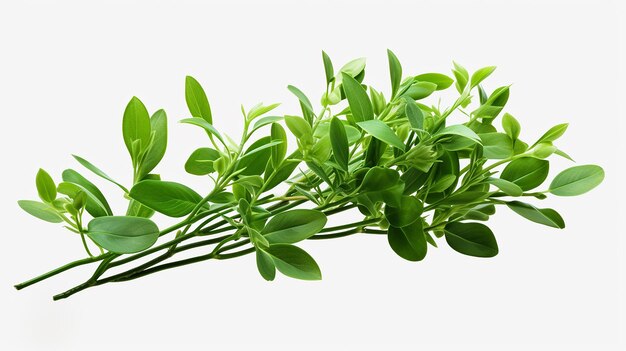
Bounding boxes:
0 0 624 350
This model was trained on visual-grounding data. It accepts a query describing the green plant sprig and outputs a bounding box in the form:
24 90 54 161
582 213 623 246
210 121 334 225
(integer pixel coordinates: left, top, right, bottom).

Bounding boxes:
15 50 605 300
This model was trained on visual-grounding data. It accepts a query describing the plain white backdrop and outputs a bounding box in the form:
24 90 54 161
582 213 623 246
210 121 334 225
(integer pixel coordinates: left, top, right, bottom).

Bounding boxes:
0 0 624 349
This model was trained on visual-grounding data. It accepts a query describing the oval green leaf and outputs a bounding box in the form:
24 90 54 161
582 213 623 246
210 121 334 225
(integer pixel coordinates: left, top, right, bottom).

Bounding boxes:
500 158 549 191
357 120 405 150
264 244 322 280
130 180 202 217
387 220 427 261
506 201 565 228
444 222 499 257
262 209 327 244
549 165 604 196
87 216 159 254
18 200 63 223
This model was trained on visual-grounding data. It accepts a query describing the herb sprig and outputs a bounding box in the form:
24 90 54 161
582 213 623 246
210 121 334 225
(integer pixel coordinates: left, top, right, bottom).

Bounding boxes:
15 50 604 300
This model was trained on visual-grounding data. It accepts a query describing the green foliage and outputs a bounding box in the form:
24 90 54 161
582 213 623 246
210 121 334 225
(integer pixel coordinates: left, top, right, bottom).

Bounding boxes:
15 51 605 300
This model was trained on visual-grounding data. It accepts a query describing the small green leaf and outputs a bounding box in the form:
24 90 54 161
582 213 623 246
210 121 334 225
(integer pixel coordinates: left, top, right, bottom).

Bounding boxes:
435 125 482 144
185 76 212 123
405 100 424 130
185 148 220 175
322 50 334 85
138 109 168 179
180 117 224 144
388 220 427 261
452 61 469 93
342 73 374 122
36 168 56 203
357 120 405 150
262 209 327 244
251 116 283 134
284 115 313 141
72 155 129 193
256 249 276 281
415 73 454 90
403 81 437 100
247 103 281 121
506 201 565 228
387 49 402 98
549 165 604 196
270 123 287 167
535 123 568 146
130 180 202 217
329 117 349 171
122 96 152 163
264 244 322 280
61 169 113 215
501 158 549 191
287 85 315 118
87 216 159 254
237 137 274 176
470 66 497 88
18 200 63 223
487 177 523 197
444 222 498 257
502 113 521 141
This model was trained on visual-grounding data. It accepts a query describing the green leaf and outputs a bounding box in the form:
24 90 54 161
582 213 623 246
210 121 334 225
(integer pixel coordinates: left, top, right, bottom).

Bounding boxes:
487 177 523 196
122 96 152 163
549 165 604 196
247 103 281 121
501 158 549 191
287 85 314 117
264 244 322 280
444 222 499 257
405 100 424 130
452 61 469 93
535 123 568 146
270 123 287 167
130 180 202 217
262 209 327 244
357 120 405 150
329 117 349 171
415 73 454 90
237 137 274 176
284 115 313 141
62 169 113 215
342 73 374 122
185 147 220 175
435 125 482 144
480 133 513 159
180 117 224 144
338 57 366 78
57 182 110 217
138 109 168 179
185 76 212 123
502 113 521 141
385 195 423 228
251 116 283 134
403 81 437 100
387 49 402 98
506 201 565 228
388 220 427 261
322 50 334 85
72 155 129 193
470 66 497 88
87 216 159 254
256 249 276 281
36 168 56 203
18 200 63 223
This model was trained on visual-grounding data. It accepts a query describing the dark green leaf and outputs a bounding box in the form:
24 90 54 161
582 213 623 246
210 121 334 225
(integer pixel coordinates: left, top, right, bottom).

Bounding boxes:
262 209 327 244
549 165 604 196
444 222 498 257
385 195 423 227
501 158 549 191
185 148 220 175
388 220 427 261
238 137 276 176
87 216 159 254
130 180 202 217
185 76 212 123
506 201 565 228
256 249 276 281
264 244 322 280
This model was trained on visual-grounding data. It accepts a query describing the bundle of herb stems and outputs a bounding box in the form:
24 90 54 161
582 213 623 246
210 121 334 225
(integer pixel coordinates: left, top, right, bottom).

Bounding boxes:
15 50 604 300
